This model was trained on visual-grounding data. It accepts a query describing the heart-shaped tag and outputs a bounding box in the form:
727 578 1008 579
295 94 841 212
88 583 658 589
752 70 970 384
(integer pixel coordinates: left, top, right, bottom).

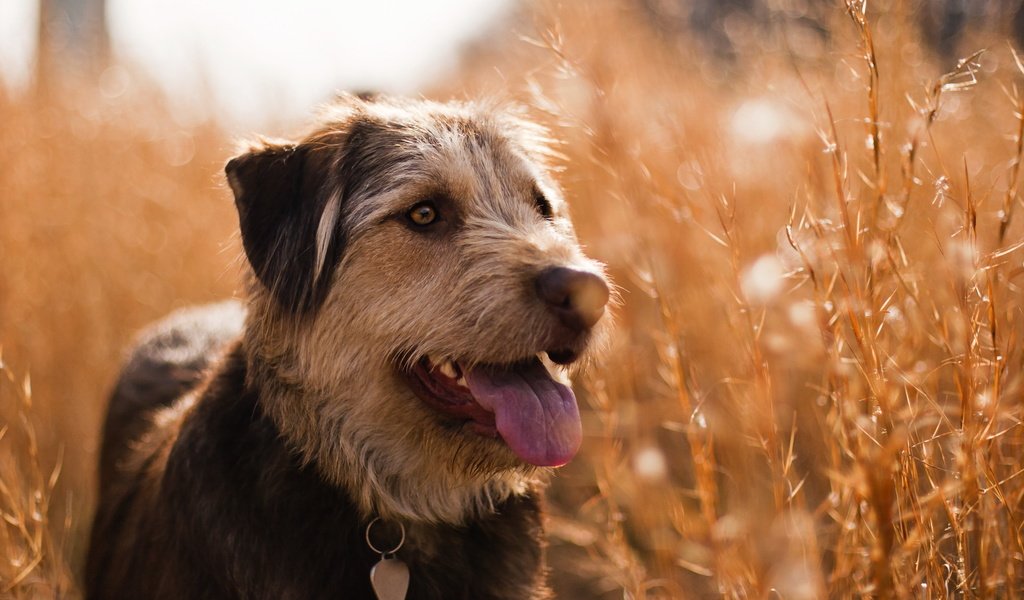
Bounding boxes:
370 557 409 600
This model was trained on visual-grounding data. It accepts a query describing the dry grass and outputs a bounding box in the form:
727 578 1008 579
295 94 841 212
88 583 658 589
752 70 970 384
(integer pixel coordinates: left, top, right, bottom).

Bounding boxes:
0 67 240 593
0 356 76 599
5 0 1024 597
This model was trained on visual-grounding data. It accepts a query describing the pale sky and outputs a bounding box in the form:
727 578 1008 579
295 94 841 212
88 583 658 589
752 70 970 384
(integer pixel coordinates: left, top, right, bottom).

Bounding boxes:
0 0 38 90
0 0 514 124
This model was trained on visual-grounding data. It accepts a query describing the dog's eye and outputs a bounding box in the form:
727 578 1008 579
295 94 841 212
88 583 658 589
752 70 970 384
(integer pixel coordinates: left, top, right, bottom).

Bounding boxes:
408 202 438 227
535 190 553 221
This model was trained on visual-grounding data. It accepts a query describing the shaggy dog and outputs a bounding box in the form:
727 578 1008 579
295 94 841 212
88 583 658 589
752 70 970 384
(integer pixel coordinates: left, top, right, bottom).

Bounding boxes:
85 94 611 599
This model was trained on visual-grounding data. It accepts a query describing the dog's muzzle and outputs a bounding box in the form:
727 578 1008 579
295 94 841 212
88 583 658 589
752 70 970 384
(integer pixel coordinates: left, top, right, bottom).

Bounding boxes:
401 266 610 469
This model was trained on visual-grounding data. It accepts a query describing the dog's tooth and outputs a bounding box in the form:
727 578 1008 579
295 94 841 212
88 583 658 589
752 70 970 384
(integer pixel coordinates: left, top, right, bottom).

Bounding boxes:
456 376 468 388
439 361 457 378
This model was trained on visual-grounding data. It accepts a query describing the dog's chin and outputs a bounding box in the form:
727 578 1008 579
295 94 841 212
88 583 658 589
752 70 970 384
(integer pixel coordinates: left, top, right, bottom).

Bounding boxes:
398 347 588 470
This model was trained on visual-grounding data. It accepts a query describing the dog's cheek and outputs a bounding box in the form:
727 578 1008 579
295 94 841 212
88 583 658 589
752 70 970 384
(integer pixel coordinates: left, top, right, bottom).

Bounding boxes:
346 232 462 332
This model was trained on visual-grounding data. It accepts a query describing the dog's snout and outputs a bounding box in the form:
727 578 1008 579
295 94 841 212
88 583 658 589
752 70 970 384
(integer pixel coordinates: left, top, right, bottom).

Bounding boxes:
535 267 610 330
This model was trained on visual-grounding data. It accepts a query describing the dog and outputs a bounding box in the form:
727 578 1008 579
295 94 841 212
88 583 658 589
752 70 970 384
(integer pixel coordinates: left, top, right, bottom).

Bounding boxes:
85 94 611 599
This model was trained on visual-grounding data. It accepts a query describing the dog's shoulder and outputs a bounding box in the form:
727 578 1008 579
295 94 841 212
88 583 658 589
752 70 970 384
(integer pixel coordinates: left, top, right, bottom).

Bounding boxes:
96 300 246 491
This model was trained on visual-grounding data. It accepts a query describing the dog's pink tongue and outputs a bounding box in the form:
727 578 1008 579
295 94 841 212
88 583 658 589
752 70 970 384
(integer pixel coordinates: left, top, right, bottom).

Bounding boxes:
465 358 581 467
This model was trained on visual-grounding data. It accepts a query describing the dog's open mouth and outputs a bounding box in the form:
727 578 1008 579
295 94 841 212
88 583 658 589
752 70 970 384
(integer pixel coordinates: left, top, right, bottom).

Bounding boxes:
403 355 582 468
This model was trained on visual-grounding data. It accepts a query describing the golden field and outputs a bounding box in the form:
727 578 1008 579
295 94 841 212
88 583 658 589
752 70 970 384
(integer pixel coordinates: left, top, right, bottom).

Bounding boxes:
5 0 1024 597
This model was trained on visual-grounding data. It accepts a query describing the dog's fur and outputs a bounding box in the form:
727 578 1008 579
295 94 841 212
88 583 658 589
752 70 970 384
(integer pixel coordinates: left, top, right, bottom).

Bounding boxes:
85 95 610 599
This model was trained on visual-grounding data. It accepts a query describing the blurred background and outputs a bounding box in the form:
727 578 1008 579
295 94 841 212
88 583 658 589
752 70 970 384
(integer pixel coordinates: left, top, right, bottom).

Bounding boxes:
7 0 1024 597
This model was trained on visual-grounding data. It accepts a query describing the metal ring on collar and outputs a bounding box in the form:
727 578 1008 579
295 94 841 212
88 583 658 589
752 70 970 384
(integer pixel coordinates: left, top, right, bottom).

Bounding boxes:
365 517 406 556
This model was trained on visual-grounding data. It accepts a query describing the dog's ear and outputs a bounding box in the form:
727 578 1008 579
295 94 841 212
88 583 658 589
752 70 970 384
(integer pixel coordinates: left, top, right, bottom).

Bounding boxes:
226 139 343 315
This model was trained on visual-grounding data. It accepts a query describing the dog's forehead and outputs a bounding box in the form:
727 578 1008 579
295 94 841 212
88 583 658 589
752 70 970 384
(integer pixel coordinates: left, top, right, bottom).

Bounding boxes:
334 104 556 225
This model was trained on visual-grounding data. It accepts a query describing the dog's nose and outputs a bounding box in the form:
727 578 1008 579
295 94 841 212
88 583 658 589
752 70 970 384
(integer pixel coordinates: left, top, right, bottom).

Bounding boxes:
535 267 610 330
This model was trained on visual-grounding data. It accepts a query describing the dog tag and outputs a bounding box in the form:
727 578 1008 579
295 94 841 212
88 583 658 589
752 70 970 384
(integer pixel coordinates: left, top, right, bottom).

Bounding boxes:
370 557 409 600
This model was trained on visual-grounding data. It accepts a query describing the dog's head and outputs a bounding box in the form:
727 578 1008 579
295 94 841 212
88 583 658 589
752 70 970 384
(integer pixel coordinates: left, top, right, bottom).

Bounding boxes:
226 95 612 522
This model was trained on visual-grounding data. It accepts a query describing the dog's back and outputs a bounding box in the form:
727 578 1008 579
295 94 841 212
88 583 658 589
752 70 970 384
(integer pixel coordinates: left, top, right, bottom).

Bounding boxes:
87 301 245 592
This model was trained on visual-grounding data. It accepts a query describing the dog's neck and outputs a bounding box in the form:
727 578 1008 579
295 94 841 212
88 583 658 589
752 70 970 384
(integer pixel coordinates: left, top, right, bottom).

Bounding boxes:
243 337 541 525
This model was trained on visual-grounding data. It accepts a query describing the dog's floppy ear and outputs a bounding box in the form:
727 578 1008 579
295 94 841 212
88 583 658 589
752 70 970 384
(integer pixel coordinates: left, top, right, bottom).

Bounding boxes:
226 139 343 315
